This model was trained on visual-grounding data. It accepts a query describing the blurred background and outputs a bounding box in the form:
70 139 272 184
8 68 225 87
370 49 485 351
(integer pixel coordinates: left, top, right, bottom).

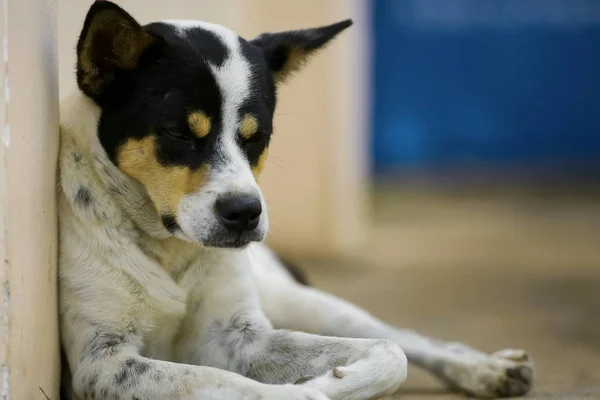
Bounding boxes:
58 1 600 398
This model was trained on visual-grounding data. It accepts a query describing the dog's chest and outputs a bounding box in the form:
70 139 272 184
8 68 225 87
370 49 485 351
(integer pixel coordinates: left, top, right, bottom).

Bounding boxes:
136 237 203 360
139 236 201 279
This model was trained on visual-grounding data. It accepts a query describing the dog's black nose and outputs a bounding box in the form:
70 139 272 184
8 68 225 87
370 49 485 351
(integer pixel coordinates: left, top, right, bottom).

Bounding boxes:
215 195 262 232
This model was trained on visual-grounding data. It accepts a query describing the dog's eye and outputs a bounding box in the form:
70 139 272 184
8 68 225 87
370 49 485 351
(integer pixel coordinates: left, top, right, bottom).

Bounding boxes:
161 130 190 142
244 133 265 144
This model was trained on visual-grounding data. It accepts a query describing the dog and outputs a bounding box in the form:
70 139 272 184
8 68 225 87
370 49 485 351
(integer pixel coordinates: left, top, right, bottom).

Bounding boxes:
58 2 533 399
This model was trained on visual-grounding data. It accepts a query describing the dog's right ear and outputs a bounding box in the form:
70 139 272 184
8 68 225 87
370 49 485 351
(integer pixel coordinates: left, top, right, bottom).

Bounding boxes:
76 1 155 98
250 20 353 85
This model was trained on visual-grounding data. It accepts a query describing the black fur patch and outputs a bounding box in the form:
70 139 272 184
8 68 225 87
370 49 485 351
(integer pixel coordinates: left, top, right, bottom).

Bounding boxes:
114 358 151 388
161 214 181 233
74 187 93 207
146 22 228 67
95 21 230 172
83 372 99 399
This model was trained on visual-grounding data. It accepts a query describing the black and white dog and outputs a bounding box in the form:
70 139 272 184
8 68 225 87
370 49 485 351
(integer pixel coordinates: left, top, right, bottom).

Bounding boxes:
58 2 533 399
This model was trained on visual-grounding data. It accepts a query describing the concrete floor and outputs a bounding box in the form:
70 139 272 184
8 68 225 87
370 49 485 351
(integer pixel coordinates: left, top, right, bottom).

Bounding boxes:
299 186 600 399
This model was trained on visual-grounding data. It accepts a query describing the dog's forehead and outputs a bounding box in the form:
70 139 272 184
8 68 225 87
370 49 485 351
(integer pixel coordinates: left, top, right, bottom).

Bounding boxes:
162 20 238 46
144 19 273 118
151 20 236 64
147 20 259 76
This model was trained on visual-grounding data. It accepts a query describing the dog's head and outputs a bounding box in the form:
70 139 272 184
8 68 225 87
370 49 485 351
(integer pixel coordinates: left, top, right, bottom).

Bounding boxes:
76 1 351 248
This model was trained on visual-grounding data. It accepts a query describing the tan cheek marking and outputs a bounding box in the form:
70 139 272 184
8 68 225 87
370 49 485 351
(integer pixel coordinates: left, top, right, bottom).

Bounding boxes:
185 167 207 194
252 148 269 181
240 114 259 140
117 136 207 214
188 111 212 138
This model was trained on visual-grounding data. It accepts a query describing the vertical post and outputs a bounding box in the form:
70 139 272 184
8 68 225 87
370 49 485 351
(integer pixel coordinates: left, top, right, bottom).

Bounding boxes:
0 0 60 398
325 0 370 255
0 0 8 396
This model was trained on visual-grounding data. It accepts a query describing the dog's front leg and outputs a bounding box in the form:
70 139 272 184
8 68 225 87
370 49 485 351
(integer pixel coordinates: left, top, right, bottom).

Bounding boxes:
61 297 329 399
175 250 407 400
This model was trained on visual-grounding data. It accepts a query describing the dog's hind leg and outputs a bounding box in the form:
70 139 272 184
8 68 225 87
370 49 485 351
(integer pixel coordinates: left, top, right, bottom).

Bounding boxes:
250 246 533 398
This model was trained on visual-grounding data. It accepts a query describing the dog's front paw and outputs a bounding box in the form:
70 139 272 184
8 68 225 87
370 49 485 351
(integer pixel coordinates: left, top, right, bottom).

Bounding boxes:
453 349 533 398
300 340 408 400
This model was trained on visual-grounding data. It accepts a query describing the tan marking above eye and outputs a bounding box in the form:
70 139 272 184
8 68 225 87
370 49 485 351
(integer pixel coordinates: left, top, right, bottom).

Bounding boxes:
187 111 212 138
117 136 207 215
240 114 259 140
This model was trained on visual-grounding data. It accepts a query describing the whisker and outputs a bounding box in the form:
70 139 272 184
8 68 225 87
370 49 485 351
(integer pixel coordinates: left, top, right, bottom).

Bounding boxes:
262 192 276 201
267 159 284 169
274 112 297 117
267 223 282 240
131 200 153 218
123 196 153 218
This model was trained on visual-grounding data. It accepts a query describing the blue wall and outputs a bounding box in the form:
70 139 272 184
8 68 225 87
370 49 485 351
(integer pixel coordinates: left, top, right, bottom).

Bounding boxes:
371 0 600 174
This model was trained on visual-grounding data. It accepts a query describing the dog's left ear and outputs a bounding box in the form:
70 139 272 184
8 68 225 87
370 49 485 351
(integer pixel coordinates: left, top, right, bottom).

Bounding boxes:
76 1 156 99
250 19 353 84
